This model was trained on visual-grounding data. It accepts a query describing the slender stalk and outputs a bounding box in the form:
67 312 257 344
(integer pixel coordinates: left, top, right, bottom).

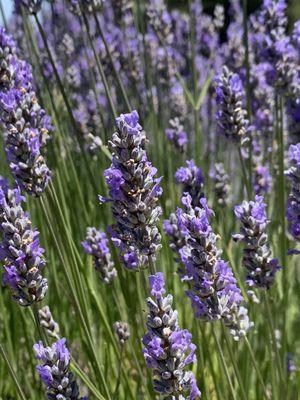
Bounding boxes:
113 345 124 400
238 146 251 199
147 256 157 275
33 12 102 197
32 303 49 347
92 9 131 111
40 197 112 399
244 336 271 399
79 2 117 119
221 324 248 400
0 344 27 400
211 325 237 400
0 0 7 31
242 0 253 195
264 294 285 389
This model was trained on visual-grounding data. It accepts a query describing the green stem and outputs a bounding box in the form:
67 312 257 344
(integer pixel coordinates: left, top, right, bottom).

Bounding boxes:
148 256 156 275
238 146 251 199
92 8 131 112
113 345 124 400
212 325 237 400
242 0 253 194
0 0 8 31
244 336 270 399
40 197 111 399
222 324 248 400
0 344 27 400
79 2 117 119
33 12 102 197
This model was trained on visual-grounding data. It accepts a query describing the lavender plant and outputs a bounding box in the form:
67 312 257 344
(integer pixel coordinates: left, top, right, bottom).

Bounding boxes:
0 177 47 306
33 338 87 399
0 1 299 399
233 195 280 289
82 227 117 284
0 27 52 196
101 110 163 271
142 272 200 399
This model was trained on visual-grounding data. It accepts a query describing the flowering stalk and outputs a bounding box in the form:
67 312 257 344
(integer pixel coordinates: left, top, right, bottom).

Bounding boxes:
285 143 300 245
175 160 204 207
233 195 280 289
33 338 87 400
142 272 200 399
0 27 52 196
82 227 117 284
0 177 47 306
176 193 253 340
101 110 163 270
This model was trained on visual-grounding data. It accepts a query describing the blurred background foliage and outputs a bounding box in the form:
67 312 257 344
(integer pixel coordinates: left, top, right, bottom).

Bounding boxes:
167 0 300 26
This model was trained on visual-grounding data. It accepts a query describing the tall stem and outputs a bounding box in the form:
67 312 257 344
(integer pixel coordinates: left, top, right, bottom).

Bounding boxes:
0 344 27 400
92 8 131 112
244 336 271 399
79 3 118 119
242 0 252 194
33 12 101 197
238 146 251 199
212 326 237 400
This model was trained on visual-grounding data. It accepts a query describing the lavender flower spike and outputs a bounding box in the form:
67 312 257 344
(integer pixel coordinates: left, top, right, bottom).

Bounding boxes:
233 195 280 288
142 272 201 399
102 110 163 271
210 162 230 207
177 194 253 339
113 321 130 345
0 177 47 306
285 144 300 242
82 227 117 284
0 27 52 197
33 338 87 400
39 306 60 339
175 160 204 207
215 66 249 144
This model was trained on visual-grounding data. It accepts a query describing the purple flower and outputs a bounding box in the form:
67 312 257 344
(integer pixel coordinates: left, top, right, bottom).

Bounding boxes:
233 196 280 288
215 66 249 144
0 28 52 196
253 165 272 196
142 272 200 398
102 111 163 271
166 117 188 154
175 160 204 207
82 227 117 284
210 162 230 207
0 177 47 306
285 144 300 243
33 338 86 399
176 194 253 339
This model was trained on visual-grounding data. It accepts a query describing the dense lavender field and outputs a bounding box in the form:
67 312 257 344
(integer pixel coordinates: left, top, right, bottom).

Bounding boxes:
0 0 299 399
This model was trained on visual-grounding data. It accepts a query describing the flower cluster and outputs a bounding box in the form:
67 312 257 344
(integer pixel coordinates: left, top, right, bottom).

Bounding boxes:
253 165 272 196
82 227 117 284
0 27 52 196
39 306 60 340
33 338 87 400
176 194 252 339
142 272 200 399
175 160 204 207
0 177 47 306
233 196 280 288
102 110 163 271
285 144 300 242
215 66 249 144
210 162 230 207
166 117 188 154
113 321 130 345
